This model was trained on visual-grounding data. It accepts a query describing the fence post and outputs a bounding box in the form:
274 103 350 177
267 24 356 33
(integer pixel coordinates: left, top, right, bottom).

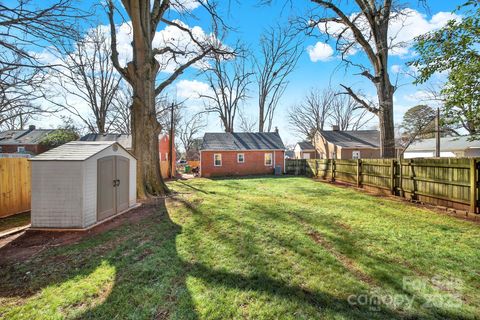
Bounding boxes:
470 158 477 213
398 158 404 198
331 159 335 182
356 159 362 187
390 159 395 195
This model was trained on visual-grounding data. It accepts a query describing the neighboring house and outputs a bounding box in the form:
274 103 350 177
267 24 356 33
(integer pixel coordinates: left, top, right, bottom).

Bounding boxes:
285 150 295 159
294 141 318 159
80 132 176 178
0 125 56 155
404 136 480 158
313 127 386 159
200 132 285 177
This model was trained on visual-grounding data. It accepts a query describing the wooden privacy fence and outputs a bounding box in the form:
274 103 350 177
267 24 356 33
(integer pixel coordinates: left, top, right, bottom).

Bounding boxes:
286 158 479 213
0 158 31 217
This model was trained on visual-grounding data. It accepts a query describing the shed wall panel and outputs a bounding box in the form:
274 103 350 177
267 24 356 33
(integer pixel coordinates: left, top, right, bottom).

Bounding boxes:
31 161 83 228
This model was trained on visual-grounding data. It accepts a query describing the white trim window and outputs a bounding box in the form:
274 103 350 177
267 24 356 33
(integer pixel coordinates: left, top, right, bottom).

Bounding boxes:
214 153 222 166
264 153 273 166
237 153 245 163
352 150 361 159
17 146 25 153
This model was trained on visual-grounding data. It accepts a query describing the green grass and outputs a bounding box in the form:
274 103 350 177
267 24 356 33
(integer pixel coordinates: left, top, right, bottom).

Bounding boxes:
1 176 479 319
0 212 30 233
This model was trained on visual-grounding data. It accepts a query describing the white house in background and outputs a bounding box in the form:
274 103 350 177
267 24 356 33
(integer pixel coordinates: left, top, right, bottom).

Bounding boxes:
404 136 480 158
294 141 318 159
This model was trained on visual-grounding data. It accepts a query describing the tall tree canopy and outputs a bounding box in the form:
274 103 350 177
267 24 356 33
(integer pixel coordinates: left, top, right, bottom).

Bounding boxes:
301 0 406 157
107 0 229 197
409 1 480 137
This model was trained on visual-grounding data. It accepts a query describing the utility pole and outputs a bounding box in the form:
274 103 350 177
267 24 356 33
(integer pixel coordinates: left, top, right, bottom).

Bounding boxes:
435 107 440 157
168 103 174 178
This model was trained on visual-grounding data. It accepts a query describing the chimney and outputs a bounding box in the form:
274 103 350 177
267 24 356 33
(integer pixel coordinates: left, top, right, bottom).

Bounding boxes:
332 125 339 131
275 126 279 133
28 125 36 131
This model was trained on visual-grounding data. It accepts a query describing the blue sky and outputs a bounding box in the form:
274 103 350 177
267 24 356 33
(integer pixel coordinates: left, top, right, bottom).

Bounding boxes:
31 0 467 146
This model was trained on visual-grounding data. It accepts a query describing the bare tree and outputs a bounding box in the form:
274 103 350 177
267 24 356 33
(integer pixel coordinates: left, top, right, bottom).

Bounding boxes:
0 0 87 72
107 0 230 197
0 1 86 130
287 88 334 140
329 94 374 130
109 84 133 134
178 112 206 159
52 27 121 134
302 0 405 157
238 108 257 132
256 25 302 132
201 54 253 132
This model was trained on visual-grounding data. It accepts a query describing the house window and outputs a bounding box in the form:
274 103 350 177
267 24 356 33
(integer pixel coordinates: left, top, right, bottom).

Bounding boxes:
0 146 2 153
265 153 273 166
214 154 222 166
165 152 168 161
352 151 361 159
237 153 244 163
17 146 25 153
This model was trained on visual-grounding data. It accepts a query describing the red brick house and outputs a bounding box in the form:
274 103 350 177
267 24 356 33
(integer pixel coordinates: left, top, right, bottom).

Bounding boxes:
199 132 285 177
0 126 55 155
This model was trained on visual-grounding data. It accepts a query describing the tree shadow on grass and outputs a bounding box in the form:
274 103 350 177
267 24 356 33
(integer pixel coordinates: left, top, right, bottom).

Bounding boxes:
0 194 474 319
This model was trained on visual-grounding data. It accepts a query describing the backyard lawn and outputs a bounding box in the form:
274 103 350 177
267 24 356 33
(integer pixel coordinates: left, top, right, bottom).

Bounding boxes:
1 176 479 319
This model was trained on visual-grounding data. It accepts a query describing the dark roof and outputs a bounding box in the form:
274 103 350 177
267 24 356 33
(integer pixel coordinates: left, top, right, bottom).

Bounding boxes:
201 132 285 151
319 130 380 148
296 141 315 150
80 133 132 149
0 129 55 145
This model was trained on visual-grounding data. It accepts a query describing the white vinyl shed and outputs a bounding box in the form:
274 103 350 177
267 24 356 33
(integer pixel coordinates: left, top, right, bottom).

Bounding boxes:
30 141 137 229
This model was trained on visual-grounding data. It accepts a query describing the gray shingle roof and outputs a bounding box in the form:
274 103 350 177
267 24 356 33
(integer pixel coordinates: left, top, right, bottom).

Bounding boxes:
0 129 55 145
296 141 315 150
319 130 380 148
407 136 480 152
31 141 119 161
201 132 285 151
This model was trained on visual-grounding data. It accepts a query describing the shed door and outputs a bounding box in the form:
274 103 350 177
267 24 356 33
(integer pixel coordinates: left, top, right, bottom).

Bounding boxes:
97 156 116 220
115 156 129 213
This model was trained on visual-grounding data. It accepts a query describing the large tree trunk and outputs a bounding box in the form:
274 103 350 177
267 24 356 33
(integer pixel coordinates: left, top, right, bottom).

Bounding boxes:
128 0 168 198
377 91 396 158
258 99 265 132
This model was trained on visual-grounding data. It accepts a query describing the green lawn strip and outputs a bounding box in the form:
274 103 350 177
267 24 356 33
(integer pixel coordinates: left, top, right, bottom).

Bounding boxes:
0 176 479 319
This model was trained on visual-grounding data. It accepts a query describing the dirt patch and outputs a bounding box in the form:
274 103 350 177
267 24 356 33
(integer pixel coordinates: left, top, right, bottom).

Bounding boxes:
0 200 163 266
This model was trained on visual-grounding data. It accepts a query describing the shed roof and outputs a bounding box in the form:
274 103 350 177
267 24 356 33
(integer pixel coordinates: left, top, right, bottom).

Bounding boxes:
318 130 380 148
0 129 55 145
30 141 132 161
201 132 285 151
406 136 480 152
296 141 315 150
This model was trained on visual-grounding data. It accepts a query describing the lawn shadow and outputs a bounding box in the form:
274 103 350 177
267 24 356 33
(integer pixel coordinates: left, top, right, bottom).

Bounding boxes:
0 190 475 319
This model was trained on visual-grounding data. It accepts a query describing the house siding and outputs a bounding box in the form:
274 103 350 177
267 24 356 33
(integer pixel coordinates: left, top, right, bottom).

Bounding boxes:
200 150 284 177
0 144 50 155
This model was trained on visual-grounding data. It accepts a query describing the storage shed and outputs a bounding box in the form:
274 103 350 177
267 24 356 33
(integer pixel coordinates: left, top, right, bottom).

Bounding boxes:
30 141 137 229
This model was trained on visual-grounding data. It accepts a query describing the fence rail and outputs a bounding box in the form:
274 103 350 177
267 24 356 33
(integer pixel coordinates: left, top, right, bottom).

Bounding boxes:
0 158 31 218
286 158 478 213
